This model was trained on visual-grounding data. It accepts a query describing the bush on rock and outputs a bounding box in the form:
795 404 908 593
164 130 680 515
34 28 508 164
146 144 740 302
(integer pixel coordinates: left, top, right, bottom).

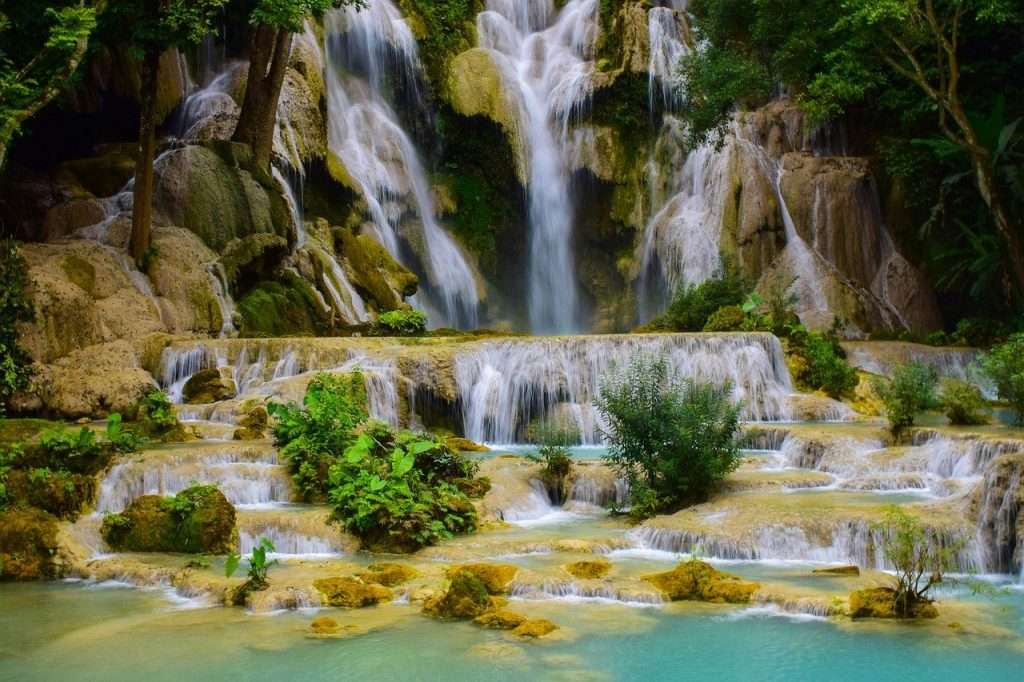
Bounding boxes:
101 484 237 554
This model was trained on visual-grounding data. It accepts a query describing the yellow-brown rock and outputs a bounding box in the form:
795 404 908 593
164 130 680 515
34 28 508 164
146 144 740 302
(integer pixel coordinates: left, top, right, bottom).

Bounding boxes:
812 565 860 576
311 616 340 635
643 561 759 604
359 563 417 587
510 619 559 638
848 587 938 620
473 610 527 630
564 560 612 580
313 577 392 608
445 563 518 595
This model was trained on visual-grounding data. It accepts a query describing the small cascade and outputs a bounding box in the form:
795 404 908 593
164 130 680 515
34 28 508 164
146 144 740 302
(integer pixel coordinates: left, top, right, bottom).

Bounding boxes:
564 466 628 511
171 63 242 140
647 3 690 110
973 454 1024 576
322 2 480 329
237 509 352 555
207 263 237 338
496 478 561 523
511 580 664 605
455 333 794 444
476 0 600 333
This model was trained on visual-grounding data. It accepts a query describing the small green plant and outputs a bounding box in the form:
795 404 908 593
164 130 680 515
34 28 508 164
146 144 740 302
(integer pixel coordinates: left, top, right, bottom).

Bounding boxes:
595 353 744 521
652 253 754 331
100 511 132 530
980 333 1024 425
938 378 991 425
105 413 143 453
871 506 964 617
872 362 939 436
763 273 800 331
785 324 859 399
372 309 428 337
162 483 220 517
226 537 278 603
525 418 578 502
137 390 177 434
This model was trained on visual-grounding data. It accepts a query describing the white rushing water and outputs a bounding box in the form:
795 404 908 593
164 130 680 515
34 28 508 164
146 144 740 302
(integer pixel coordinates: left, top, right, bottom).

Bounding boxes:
321 2 480 329
477 0 600 333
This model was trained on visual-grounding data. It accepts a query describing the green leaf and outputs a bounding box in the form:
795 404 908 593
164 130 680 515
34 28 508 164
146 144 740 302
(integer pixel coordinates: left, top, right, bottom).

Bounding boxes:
405 439 436 456
224 553 240 578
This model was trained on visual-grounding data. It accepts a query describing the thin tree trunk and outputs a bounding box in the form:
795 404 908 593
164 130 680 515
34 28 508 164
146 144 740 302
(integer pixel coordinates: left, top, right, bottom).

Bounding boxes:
970 155 1024 297
129 49 161 266
233 22 294 170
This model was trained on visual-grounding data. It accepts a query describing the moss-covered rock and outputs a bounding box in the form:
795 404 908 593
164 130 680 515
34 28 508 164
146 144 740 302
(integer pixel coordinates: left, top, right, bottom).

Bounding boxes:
0 508 64 581
643 561 759 604
445 437 490 452
422 572 492 619
313 576 393 608
564 559 613 580
444 563 518 595
703 306 747 332
359 563 418 587
473 610 527 630
848 587 938 620
335 227 418 310
53 146 138 199
3 470 97 520
813 565 860 576
182 368 237 404
233 405 270 440
310 616 340 635
101 486 237 554
452 477 492 498
511 619 559 638
237 278 324 338
219 234 289 287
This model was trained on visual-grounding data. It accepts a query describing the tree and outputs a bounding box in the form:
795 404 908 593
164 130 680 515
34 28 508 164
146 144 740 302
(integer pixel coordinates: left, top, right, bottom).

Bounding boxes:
595 353 743 520
805 1 1024 298
980 333 1024 425
232 0 365 171
871 361 939 436
0 1 104 170
103 0 227 266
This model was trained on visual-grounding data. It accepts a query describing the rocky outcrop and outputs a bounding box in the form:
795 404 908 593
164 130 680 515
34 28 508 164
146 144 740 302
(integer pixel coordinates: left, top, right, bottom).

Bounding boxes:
313 576 393 607
423 572 494 619
183 367 237 404
643 561 759 603
564 559 613 580
444 563 518 595
0 509 70 581
358 563 418 587
848 587 938 620
101 486 238 554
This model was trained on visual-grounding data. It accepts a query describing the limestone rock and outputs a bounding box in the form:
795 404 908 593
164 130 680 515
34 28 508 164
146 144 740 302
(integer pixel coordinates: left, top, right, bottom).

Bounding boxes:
359 563 418 587
510 619 559 638
473 610 528 630
812 566 860 576
422 572 491 619
101 486 238 555
643 561 759 604
233 405 271 440
564 560 613 580
313 576 393 608
183 368 237 404
444 563 518 595
848 587 938 620
0 508 66 581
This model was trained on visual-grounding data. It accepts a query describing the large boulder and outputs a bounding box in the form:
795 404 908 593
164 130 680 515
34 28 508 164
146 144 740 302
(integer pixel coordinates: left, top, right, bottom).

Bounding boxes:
182 368 237 404
313 576 393 607
422 572 492 619
444 563 518 595
0 508 66 581
101 486 237 554
643 561 759 604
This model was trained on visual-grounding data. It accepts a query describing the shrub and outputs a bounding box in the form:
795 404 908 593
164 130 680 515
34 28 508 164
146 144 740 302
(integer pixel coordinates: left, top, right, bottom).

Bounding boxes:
702 305 746 332
525 418 578 502
329 424 478 552
652 253 753 331
595 353 743 521
268 372 369 501
980 333 1024 425
372 309 428 337
226 537 278 605
871 506 964 617
134 390 178 438
871 362 939 436
785 324 858 399
762 272 800 331
938 378 991 425
0 239 34 413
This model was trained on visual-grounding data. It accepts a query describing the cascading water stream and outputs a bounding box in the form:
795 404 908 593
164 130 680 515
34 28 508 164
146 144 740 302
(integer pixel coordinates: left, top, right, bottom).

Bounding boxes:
321 3 480 329
476 0 599 333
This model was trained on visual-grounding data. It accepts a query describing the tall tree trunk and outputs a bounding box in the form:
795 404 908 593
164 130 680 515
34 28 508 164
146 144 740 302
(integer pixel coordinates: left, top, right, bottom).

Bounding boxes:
129 49 161 267
232 22 294 170
971 156 1024 298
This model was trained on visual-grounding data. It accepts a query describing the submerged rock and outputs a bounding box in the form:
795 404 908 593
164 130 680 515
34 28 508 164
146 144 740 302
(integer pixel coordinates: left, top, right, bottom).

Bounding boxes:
511 619 559 638
310 616 340 635
813 566 860 576
848 587 938 620
473 610 528 630
422 572 492 619
313 576 393 608
0 508 64 581
444 563 518 595
359 563 417 587
101 486 237 554
643 561 759 604
564 560 613 580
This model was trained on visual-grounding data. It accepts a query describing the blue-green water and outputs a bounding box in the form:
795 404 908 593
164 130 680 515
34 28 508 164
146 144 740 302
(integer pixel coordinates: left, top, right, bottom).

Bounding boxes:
2 581 1022 681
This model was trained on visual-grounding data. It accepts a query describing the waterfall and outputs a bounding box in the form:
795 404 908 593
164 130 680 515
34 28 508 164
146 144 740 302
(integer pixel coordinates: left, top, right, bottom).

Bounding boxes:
321 3 480 329
476 0 600 333
647 4 690 110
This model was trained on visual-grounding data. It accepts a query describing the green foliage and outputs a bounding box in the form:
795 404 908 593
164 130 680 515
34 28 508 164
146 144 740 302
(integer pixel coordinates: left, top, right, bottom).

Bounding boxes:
872 506 964 617
226 537 278 596
435 173 496 271
980 333 1024 425
247 0 365 33
938 378 991 426
652 254 754 331
372 310 428 337
399 0 479 83
328 423 478 551
872 362 939 436
161 483 220 517
102 0 228 57
701 305 746 332
0 240 34 412
133 390 177 439
525 419 579 485
269 372 369 501
784 324 859 399
595 353 743 521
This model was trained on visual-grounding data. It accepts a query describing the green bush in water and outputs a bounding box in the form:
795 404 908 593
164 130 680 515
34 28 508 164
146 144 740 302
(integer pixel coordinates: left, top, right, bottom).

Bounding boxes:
872 362 939 436
939 378 991 426
269 372 369 502
785 323 859 399
329 421 479 553
595 353 744 521
981 333 1024 426
652 254 753 332
372 309 428 337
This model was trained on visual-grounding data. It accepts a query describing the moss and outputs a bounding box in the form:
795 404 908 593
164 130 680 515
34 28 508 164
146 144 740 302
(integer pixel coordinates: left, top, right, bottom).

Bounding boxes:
182 368 237 405
434 173 497 273
564 559 613 580
219 234 289 288
398 0 483 87
643 561 759 604
813 566 860 576
452 477 492 498
331 227 418 311
311 616 340 635
589 73 653 168
445 437 490 453
233 405 270 440
473 610 527 630
359 563 418 587
313 576 393 607
0 419 53 448
444 563 518 595
510 619 559 638
101 486 237 554
58 255 96 295
848 587 939 620
422 571 492 619
3 470 96 520
0 508 63 581
238 279 323 337
54 146 138 198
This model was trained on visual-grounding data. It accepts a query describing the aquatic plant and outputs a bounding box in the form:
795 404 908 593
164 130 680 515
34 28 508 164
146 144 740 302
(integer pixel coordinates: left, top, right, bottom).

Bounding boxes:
872 362 939 436
595 353 743 520
226 537 278 604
